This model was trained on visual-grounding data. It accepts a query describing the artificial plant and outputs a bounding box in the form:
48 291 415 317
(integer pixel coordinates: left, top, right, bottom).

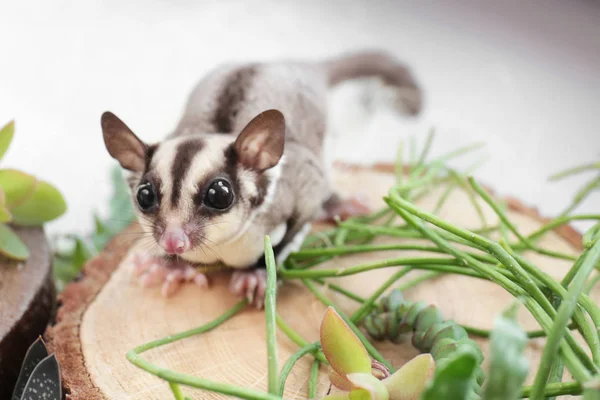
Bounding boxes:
0 120 66 261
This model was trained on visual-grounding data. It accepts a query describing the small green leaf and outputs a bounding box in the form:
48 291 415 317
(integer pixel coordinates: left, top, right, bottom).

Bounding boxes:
383 354 435 400
0 188 12 222
421 348 478 400
347 373 389 400
481 309 528 400
0 223 29 260
320 307 371 379
0 120 15 161
349 388 374 400
0 169 37 208
10 181 66 226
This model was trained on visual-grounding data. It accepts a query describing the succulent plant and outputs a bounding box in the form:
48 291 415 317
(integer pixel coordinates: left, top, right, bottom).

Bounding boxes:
0 121 66 261
11 337 61 400
319 306 435 400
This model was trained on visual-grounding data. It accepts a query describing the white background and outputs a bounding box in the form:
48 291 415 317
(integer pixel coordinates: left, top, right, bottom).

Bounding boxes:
0 0 598 236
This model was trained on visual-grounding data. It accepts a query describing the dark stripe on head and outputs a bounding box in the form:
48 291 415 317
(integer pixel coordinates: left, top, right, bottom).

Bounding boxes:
249 174 270 208
170 139 204 207
145 144 158 172
212 66 258 133
222 143 241 201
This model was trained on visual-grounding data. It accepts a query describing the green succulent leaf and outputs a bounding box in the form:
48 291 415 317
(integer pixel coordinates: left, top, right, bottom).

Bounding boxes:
421 348 478 400
0 188 12 222
481 307 528 400
382 354 435 400
349 388 375 400
10 180 66 226
347 373 389 400
320 307 371 379
0 120 15 161
0 223 29 260
329 367 355 391
0 169 37 208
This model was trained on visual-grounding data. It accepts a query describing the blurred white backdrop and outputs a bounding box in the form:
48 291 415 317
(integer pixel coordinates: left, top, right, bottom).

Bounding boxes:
0 0 598 236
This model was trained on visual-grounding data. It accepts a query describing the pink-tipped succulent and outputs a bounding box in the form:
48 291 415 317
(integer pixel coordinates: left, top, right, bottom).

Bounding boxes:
320 307 435 400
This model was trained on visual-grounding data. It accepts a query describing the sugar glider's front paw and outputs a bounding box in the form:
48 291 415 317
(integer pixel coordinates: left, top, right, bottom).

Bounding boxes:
229 268 267 309
132 253 209 297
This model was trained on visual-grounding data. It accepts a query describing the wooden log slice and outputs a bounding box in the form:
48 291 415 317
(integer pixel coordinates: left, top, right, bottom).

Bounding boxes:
0 226 54 399
46 164 591 399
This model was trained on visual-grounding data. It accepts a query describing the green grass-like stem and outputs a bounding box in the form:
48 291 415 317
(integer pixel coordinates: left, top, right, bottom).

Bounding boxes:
264 236 279 395
278 342 321 396
127 300 283 400
530 239 600 399
169 382 185 400
308 360 320 399
462 322 578 339
276 314 326 363
386 193 595 380
521 380 582 397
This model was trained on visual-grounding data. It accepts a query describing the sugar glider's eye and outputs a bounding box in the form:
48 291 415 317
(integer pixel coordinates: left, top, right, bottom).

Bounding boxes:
136 181 158 211
204 178 234 210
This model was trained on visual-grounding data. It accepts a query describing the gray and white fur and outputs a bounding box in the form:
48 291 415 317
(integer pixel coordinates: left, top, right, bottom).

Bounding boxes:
101 50 422 297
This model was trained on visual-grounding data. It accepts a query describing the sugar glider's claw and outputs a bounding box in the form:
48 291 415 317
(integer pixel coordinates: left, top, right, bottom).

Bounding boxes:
131 252 209 296
229 268 267 309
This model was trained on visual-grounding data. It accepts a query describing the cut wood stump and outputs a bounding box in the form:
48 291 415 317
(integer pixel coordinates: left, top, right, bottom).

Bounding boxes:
0 227 55 399
46 164 591 399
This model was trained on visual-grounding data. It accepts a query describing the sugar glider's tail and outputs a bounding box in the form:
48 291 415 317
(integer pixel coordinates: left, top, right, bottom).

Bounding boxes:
320 50 422 115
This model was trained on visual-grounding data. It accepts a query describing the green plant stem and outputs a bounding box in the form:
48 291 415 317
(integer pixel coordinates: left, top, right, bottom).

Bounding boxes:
560 175 600 217
308 360 320 399
585 273 600 294
527 214 600 242
280 257 464 279
520 380 582 397
290 243 497 264
127 353 281 400
507 249 600 367
302 279 393 372
312 278 366 303
169 382 185 400
397 271 442 291
386 193 595 380
127 300 283 400
129 300 247 354
550 162 600 181
264 236 279 396
350 267 412 324
530 240 600 399
278 342 321 396
546 356 565 400
468 177 531 247
462 322 578 339
431 142 486 164
275 315 326 363
416 128 435 167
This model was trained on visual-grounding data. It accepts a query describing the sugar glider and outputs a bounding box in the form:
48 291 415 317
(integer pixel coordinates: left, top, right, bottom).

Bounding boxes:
101 50 422 308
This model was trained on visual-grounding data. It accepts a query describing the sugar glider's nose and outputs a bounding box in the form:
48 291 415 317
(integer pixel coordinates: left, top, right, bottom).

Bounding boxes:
160 225 190 254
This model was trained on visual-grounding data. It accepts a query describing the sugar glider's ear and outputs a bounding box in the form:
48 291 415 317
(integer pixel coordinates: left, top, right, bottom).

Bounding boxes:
234 109 285 171
101 112 147 173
